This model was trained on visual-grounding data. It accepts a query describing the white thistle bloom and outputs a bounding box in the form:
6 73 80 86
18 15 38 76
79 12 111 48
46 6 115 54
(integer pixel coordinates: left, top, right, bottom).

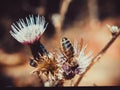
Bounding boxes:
10 15 48 44
59 38 93 79
107 24 120 34
74 44 93 74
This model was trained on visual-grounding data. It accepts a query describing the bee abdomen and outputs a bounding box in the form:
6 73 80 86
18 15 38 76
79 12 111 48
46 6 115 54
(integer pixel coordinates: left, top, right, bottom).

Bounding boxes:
62 37 74 59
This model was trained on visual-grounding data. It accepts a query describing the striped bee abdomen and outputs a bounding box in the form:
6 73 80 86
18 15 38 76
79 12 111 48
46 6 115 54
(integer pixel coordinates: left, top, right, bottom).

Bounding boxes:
61 37 74 60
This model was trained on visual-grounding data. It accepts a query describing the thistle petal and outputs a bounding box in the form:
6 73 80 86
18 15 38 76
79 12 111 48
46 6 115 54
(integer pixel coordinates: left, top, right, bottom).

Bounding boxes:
10 15 48 44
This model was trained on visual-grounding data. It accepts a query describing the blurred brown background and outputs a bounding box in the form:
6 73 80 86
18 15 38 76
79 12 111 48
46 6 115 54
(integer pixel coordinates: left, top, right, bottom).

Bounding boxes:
0 0 120 87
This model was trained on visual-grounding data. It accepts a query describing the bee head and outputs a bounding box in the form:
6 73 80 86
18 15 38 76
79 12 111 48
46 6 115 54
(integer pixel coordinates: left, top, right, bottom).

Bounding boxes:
62 37 68 42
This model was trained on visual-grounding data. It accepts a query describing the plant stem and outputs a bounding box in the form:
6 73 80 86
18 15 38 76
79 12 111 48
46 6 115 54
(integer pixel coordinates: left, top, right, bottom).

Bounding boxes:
74 32 120 86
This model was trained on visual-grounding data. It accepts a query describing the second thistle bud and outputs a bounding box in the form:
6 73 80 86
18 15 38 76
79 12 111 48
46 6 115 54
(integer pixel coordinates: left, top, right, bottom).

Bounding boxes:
107 24 120 36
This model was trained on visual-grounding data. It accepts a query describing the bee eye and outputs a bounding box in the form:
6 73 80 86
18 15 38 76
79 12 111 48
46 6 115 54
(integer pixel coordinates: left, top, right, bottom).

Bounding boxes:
29 59 38 67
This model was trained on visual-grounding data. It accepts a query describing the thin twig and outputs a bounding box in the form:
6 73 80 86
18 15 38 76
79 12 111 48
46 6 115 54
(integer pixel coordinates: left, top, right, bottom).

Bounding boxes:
60 0 72 26
74 32 120 86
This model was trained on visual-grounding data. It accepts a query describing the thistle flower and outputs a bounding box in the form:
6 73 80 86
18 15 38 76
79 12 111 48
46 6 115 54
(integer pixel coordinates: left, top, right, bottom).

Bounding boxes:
31 52 64 87
59 38 93 79
74 44 93 74
10 15 48 59
10 15 48 44
107 24 120 35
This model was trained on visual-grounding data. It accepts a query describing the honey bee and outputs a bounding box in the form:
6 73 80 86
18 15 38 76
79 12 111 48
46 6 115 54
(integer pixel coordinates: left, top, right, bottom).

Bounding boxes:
60 37 80 79
29 42 48 67
61 37 74 62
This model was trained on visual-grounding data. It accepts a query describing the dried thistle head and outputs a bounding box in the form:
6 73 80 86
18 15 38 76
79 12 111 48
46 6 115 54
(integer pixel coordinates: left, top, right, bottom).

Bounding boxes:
37 56 58 75
31 52 64 87
43 72 64 87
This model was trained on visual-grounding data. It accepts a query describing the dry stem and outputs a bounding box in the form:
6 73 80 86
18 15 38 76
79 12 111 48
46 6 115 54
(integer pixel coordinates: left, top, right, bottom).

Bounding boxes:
74 32 120 86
